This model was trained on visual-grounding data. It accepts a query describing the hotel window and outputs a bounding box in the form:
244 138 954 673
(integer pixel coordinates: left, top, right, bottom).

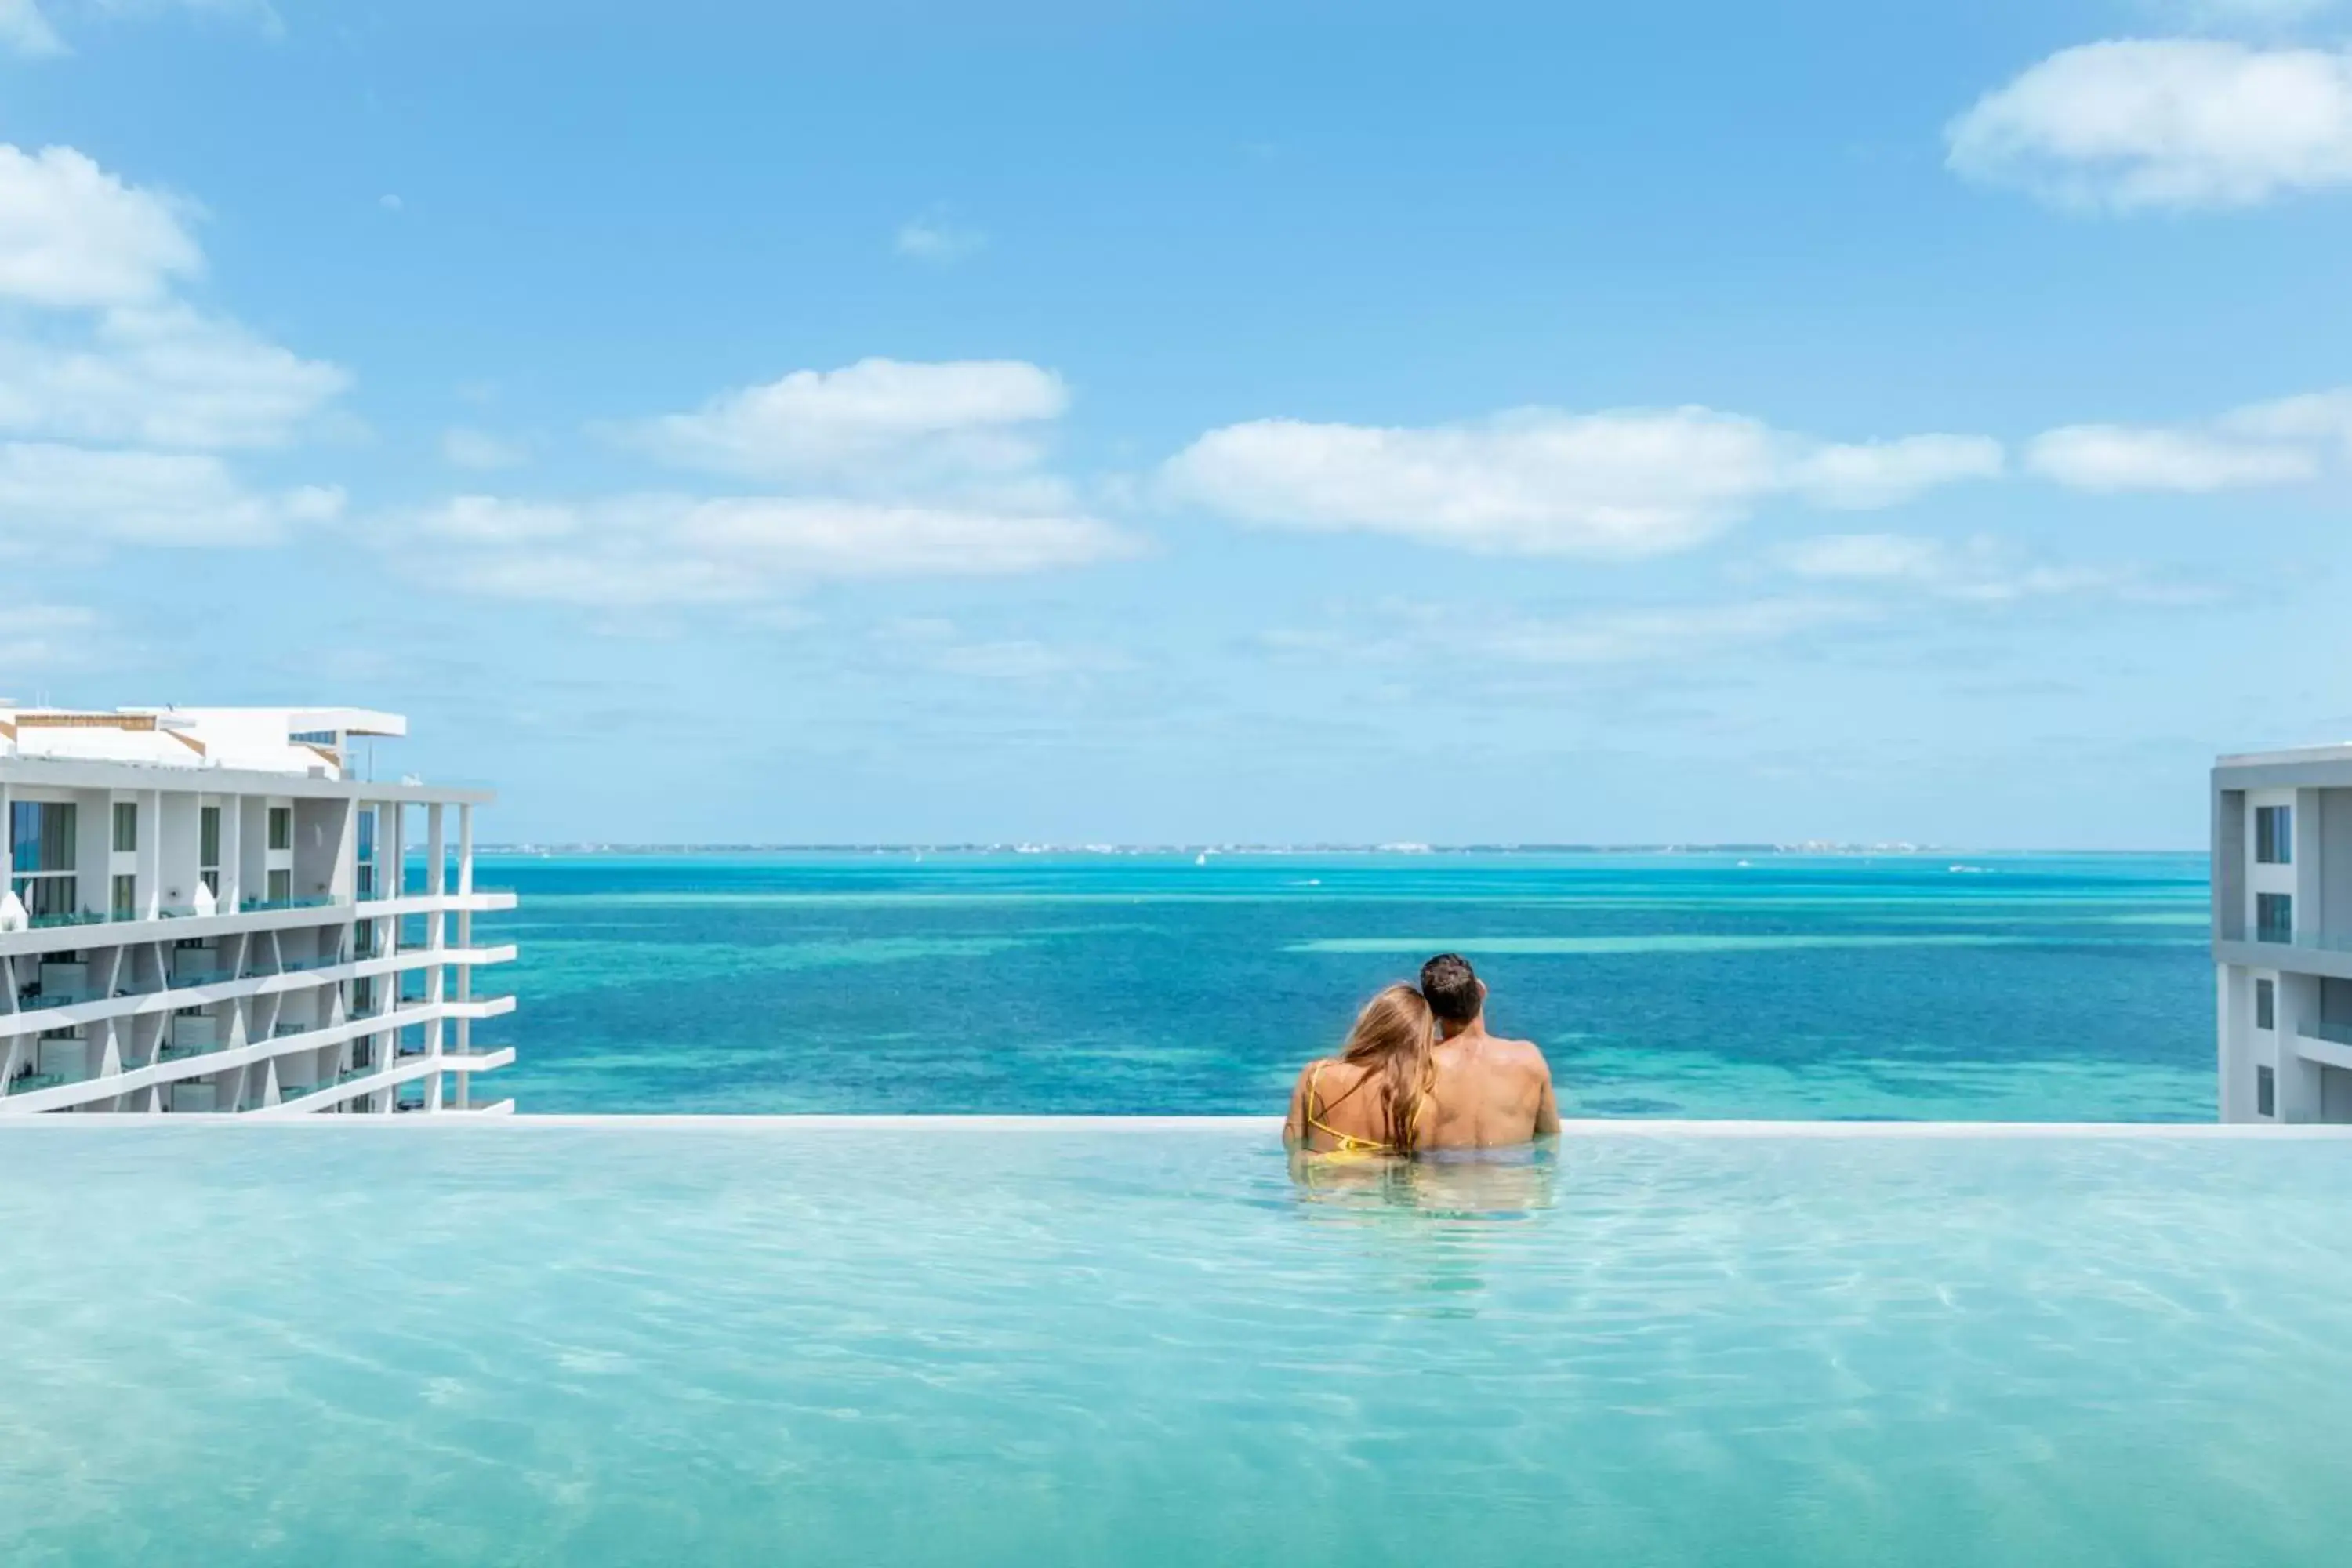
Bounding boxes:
267 807 292 852
198 806 221 894
2256 804 2293 865
2257 979 2276 1031
267 868 292 905
2258 1065 2276 1118
355 808 378 899
2258 893 2295 944
111 874 135 920
9 800 78 922
111 801 137 854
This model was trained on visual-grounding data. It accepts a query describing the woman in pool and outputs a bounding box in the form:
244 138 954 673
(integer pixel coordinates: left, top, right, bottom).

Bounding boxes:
1283 984 1436 1156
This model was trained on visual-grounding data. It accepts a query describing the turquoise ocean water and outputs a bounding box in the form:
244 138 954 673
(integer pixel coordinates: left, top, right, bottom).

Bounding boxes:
476 850 2214 1120
5 1123 2347 1566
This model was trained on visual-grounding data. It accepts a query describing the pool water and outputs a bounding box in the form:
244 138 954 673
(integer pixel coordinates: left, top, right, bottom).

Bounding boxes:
4 1122 2347 1566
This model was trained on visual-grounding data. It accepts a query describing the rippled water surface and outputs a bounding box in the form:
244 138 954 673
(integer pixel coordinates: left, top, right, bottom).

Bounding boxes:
2 1123 2345 1566
474 850 2212 1119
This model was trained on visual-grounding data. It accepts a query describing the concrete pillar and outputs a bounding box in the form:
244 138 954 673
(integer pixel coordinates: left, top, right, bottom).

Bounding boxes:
2296 788 2325 942
424 803 445 1110
2218 966 2245 1122
219 793 242 913
139 789 162 919
454 804 472 1109
2276 972 2323 1123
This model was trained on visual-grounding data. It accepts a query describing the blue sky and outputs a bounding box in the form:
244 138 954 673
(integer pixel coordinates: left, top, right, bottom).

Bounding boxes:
2 0 2348 846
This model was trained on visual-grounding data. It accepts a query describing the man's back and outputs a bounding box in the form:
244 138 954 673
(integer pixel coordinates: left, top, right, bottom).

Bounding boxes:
1423 1028 1559 1149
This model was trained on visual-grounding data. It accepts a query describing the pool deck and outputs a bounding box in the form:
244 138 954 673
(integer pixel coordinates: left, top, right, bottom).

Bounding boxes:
5 1114 2352 1138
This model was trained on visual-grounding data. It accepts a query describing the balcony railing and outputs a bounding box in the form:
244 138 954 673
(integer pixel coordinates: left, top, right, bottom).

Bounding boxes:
6 1071 65 1094
238 895 343 915
2301 1018 2352 1050
27 910 110 931
2220 924 2352 956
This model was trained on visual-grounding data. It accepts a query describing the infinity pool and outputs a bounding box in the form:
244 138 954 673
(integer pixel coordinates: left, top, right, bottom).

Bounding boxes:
3 1122 2348 1566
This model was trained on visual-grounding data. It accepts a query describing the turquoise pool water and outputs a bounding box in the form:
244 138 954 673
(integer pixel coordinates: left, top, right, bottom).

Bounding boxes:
477 850 2213 1120
5 1122 2346 1566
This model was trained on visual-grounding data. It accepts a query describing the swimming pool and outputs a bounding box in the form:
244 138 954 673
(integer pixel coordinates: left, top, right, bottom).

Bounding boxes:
4 1120 2347 1566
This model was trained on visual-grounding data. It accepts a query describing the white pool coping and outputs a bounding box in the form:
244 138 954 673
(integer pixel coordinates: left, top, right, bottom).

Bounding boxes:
5 1114 2352 1138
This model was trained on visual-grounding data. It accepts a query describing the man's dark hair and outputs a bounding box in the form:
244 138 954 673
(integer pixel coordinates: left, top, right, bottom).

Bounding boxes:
1420 953 1482 1025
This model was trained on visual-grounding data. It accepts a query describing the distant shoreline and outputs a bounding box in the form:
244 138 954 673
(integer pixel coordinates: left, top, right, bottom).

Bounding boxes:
467 844 2205 858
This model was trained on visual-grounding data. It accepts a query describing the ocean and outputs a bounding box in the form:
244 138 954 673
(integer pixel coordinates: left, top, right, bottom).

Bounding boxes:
473 850 2214 1121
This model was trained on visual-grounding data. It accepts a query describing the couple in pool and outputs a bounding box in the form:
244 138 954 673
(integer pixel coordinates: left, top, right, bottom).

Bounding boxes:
1284 953 1559 1156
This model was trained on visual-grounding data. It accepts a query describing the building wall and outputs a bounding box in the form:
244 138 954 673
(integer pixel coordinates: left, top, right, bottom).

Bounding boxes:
2321 788 2352 945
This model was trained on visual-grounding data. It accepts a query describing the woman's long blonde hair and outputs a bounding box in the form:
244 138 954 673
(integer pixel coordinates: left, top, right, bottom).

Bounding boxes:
1337 983 1437 1153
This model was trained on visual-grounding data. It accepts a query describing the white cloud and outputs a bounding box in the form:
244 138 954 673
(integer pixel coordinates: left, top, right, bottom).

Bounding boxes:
441 427 528 470
0 441 340 546
0 604 99 669
2028 423 2318 490
0 143 350 564
0 305 346 449
615 358 1069 485
1162 408 1999 557
2024 384 2352 492
1776 533 1955 583
2181 0 2340 15
399 493 1138 607
1472 598 1877 666
0 146 200 307
1268 595 1880 671
895 213 987 263
1785 435 2007 509
1947 41 2352 210
2219 387 2352 442
871 618 1127 680
0 0 64 56
1775 532 2165 603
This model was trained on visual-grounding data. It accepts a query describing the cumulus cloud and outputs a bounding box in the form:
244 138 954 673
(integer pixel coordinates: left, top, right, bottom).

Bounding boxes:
2027 423 2318 490
2021 386 2352 492
398 493 1138 607
1947 41 2352 210
0 146 201 307
1775 532 2172 603
0 0 64 56
1161 408 2000 557
615 358 1068 486
0 442 341 546
0 305 346 449
441 426 528 470
0 143 349 563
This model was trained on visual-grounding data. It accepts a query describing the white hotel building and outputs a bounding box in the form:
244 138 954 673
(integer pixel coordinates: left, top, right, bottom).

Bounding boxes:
1 706 516 1115
2214 744 2352 1123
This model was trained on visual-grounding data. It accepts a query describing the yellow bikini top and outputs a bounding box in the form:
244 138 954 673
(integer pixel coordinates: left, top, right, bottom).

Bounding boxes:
1303 1061 1425 1155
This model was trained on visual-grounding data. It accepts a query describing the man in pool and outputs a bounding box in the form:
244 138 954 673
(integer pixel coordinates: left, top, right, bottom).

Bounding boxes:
1417 953 1560 1147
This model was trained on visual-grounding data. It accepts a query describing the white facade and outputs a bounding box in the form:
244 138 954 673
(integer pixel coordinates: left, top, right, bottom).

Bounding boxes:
2212 744 2352 1123
1 706 516 1115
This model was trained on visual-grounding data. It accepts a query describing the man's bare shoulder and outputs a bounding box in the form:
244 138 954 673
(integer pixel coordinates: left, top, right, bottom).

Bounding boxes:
1493 1036 1552 1075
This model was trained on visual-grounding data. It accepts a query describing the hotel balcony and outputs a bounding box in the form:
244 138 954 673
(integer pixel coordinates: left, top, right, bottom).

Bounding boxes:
0 995 517 1115
2212 922 2352 980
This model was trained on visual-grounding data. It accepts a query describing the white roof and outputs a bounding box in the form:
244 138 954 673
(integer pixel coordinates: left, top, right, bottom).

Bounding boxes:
0 706 407 778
